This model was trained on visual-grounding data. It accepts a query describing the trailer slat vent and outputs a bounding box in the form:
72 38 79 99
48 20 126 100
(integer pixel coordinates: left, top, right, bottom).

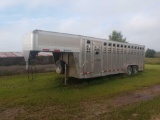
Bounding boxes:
42 49 50 51
54 49 60 52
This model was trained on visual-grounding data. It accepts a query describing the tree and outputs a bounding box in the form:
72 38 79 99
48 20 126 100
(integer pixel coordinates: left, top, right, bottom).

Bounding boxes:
155 51 160 58
145 48 156 58
109 30 127 42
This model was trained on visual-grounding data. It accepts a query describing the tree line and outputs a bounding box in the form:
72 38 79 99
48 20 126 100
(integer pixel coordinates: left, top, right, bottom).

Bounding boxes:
109 30 159 58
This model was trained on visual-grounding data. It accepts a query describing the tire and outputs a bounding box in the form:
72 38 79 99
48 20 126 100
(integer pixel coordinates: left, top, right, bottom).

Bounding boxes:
132 66 138 74
55 60 65 74
127 66 132 75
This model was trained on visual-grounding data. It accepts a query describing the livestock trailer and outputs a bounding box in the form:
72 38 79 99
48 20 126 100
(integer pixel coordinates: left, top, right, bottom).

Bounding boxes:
23 30 145 80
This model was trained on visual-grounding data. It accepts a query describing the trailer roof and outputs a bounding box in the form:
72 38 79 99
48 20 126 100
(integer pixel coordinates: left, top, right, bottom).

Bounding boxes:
33 30 145 47
33 29 107 41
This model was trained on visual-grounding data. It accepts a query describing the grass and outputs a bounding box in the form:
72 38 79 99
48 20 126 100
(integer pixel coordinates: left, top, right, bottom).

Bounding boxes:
145 57 160 65
101 96 160 120
1 65 160 104
0 64 160 119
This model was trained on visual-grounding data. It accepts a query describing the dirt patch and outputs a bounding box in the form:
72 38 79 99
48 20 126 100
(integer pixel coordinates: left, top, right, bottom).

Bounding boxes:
151 115 160 120
0 107 25 120
112 85 160 107
81 84 160 119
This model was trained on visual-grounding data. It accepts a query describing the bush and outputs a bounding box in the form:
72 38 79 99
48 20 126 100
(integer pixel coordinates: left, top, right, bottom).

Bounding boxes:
145 48 156 58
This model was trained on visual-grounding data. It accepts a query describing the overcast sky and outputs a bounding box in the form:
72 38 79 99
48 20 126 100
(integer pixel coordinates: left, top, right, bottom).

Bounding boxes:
0 0 160 52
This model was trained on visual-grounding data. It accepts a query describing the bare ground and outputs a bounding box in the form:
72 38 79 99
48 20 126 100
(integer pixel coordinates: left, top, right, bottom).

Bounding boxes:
151 115 160 120
81 84 160 119
1 84 160 119
0 64 55 76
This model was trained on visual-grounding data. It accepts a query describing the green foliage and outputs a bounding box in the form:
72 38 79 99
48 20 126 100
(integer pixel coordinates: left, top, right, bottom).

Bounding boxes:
109 30 127 42
145 48 156 58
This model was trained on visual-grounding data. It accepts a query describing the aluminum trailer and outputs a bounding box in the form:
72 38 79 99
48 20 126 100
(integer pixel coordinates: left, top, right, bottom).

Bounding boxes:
23 30 145 79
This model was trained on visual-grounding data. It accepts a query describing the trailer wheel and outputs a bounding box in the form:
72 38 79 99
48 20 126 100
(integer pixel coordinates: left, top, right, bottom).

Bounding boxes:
55 60 65 74
127 66 132 75
132 66 138 74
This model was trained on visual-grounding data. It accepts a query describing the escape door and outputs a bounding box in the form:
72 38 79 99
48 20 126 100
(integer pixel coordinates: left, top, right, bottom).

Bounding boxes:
93 42 102 76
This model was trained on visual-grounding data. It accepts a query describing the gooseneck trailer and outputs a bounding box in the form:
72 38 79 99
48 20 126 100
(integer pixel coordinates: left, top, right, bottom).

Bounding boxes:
23 30 145 80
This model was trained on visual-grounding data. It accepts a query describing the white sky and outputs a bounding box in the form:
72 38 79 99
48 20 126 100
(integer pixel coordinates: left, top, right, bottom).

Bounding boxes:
0 0 160 52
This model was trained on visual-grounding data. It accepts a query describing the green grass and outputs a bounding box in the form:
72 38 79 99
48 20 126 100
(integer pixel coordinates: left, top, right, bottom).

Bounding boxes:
101 96 160 120
145 57 160 65
0 64 160 119
1 65 160 105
